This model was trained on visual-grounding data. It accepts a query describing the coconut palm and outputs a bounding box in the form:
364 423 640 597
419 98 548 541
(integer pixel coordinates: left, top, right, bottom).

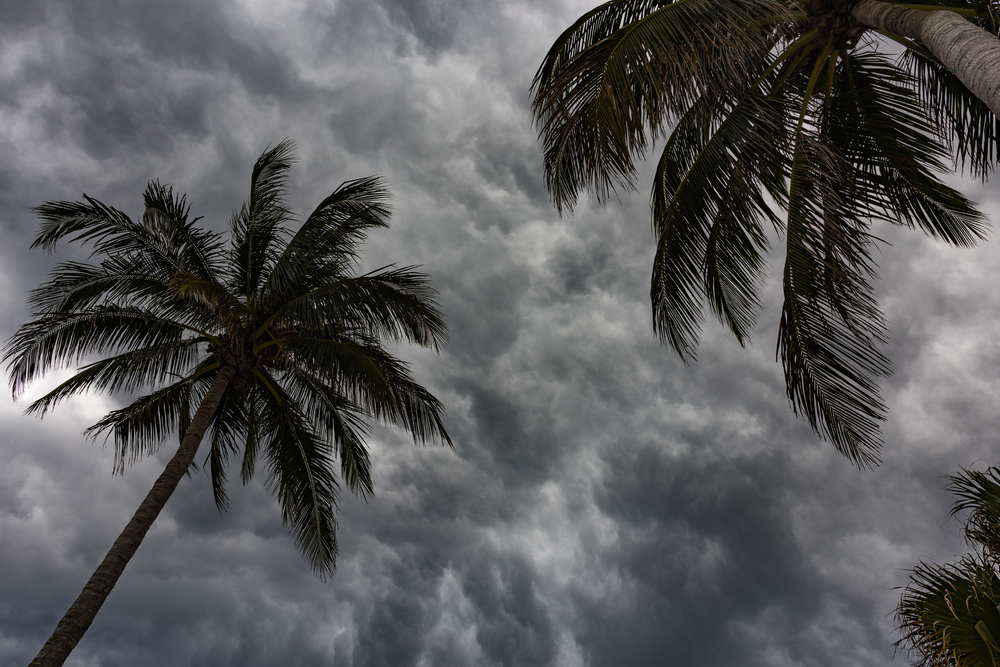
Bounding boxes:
897 467 1000 666
531 0 1000 466
4 140 451 667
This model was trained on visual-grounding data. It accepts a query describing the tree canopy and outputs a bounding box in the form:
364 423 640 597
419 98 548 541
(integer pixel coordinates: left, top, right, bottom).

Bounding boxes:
531 0 998 465
6 140 451 667
897 467 1000 666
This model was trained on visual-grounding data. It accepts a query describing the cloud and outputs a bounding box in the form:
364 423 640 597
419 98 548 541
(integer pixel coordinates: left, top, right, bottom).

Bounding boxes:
0 0 997 666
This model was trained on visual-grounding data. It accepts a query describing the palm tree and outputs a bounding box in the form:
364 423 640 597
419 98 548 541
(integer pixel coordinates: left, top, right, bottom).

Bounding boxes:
531 0 999 466
4 140 451 667
897 467 1000 666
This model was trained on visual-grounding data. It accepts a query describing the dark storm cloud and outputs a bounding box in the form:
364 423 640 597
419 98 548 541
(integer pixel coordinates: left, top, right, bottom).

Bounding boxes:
376 0 465 54
0 0 309 160
580 443 819 667
0 0 46 31
459 554 557 665
2 0 999 666
546 238 616 296
339 544 557 667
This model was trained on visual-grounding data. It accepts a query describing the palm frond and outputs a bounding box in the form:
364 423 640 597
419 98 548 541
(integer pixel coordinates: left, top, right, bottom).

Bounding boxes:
778 132 890 468
836 53 987 245
266 269 447 352
33 185 219 285
650 87 786 358
299 175 392 253
141 181 225 282
947 467 1000 558
901 47 1000 181
4 307 189 398
283 336 451 446
23 338 203 417
205 380 250 511
261 176 393 304
32 196 141 255
228 139 296 300
26 261 121 314
26 258 171 315
257 374 340 578
26 261 226 344
285 368 374 499
897 556 1000 667
239 383 264 484
169 273 250 326
85 374 200 474
702 163 778 344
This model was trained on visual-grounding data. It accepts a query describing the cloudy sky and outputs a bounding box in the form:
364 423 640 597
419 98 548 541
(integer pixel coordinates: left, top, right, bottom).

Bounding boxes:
1 1 999 665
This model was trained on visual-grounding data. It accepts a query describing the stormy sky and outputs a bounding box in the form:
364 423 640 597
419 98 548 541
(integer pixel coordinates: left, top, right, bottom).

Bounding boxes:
1 1 999 665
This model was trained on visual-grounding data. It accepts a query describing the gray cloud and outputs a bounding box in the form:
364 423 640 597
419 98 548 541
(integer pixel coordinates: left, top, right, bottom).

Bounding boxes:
0 0 997 666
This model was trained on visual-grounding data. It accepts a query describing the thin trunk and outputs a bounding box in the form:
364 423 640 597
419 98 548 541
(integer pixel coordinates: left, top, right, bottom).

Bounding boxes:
28 365 238 667
852 0 1000 117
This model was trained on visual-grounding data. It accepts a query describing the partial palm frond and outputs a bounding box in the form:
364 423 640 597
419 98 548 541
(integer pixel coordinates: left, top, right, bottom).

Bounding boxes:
141 181 225 283
32 197 162 263
85 376 197 474
283 335 451 446
27 261 123 314
26 259 170 315
901 47 1000 181
25 254 228 339
531 0 790 211
33 183 221 285
650 87 786 358
228 139 296 300
947 467 1000 558
778 133 889 467
267 269 447 352
261 175 393 304
205 380 250 511
837 53 987 245
4 307 190 398
239 383 265 484
169 273 249 325
285 368 374 499
23 338 203 417
258 374 340 578
896 556 1000 667
297 175 392 259
702 161 779 344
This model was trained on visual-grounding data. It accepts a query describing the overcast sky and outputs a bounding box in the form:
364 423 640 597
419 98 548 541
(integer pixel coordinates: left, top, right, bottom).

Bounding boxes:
2 1 999 666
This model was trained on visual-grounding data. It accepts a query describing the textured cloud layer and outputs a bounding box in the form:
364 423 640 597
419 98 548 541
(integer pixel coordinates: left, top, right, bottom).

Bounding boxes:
1 1 998 666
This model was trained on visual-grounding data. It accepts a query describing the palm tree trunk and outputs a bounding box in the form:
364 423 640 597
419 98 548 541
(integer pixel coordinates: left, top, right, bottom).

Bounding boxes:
852 0 1000 117
28 364 238 667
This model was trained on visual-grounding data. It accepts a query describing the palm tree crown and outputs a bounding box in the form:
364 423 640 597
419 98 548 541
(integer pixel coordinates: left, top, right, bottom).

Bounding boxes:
897 467 1000 666
531 0 997 466
5 140 450 667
